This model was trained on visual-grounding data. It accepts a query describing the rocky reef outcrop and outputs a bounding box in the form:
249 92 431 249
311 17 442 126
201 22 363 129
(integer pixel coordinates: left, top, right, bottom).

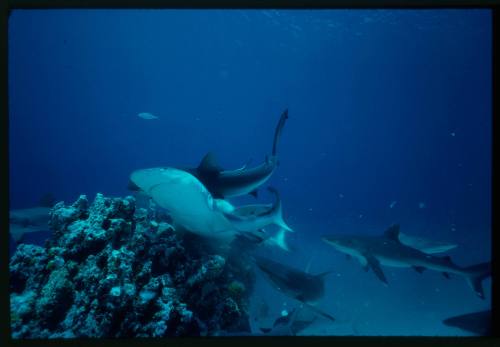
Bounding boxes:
10 193 255 338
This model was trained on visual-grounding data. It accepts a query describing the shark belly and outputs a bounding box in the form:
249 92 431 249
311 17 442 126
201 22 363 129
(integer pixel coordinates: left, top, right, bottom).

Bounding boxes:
150 183 234 240
131 167 235 242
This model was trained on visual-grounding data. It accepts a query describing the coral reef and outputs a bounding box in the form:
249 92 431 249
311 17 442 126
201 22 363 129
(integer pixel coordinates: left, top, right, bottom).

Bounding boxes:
10 193 255 338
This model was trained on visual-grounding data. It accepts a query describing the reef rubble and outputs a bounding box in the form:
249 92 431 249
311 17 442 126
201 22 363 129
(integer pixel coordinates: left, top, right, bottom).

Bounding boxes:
10 193 255 338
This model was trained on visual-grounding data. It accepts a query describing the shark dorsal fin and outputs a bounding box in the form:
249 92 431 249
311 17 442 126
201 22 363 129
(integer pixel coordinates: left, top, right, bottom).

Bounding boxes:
198 152 223 174
384 224 401 241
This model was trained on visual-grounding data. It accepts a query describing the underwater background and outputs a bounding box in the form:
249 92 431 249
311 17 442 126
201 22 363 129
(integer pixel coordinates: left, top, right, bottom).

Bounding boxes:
9 9 491 336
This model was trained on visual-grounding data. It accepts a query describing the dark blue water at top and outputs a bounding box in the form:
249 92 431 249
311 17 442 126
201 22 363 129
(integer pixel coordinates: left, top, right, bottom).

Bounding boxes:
8 9 492 335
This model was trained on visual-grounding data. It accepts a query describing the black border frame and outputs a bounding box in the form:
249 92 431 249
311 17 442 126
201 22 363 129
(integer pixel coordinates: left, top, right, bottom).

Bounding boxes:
1 1 498 347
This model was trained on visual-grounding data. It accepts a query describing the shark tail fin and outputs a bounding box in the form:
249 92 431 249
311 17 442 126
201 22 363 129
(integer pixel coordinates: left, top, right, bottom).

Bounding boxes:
266 228 291 252
267 187 293 232
272 109 289 157
464 262 491 299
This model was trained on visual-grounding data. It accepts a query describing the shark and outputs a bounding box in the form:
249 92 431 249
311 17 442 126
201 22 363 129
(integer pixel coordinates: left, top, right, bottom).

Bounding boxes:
442 310 491 335
9 205 53 244
217 307 317 336
321 224 491 299
129 167 291 249
258 307 319 336
183 109 289 199
254 255 336 322
217 186 294 251
231 227 291 253
129 167 236 242
222 187 293 233
249 307 317 336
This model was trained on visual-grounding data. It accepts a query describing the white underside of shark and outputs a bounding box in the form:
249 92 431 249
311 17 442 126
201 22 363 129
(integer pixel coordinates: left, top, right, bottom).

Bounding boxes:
130 167 292 251
130 167 236 242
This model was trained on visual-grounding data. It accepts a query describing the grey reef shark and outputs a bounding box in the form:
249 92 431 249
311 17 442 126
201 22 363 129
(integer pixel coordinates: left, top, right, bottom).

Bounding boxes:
322 224 491 299
219 307 318 336
9 194 56 244
254 255 336 323
223 187 293 233
442 310 491 335
129 166 293 249
225 187 294 252
184 108 289 199
257 307 318 336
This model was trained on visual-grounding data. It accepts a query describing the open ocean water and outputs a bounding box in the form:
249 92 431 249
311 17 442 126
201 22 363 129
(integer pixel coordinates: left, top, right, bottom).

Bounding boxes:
8 9 491 336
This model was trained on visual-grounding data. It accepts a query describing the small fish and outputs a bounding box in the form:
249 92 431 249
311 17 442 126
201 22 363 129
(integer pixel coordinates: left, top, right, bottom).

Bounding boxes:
137 112 158 120
389 201 397 209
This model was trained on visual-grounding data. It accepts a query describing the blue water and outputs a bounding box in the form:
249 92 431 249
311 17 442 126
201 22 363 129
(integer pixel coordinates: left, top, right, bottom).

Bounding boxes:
9 9 492 336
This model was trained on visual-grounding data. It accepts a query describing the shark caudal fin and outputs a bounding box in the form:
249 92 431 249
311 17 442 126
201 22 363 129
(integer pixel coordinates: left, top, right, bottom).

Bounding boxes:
272 109 289 157
266 228 291 252
267 187 293 232
464 262 491 299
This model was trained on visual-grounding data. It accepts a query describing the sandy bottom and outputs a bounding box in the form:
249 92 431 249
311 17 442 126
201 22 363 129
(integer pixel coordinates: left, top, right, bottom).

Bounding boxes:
246 219 491 336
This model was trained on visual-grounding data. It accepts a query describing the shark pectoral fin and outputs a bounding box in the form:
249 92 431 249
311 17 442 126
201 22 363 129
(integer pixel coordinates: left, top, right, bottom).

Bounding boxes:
249 189 258 198
413 266 426 274
364 253 388 285
442 272 451 279
267 228 291 252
